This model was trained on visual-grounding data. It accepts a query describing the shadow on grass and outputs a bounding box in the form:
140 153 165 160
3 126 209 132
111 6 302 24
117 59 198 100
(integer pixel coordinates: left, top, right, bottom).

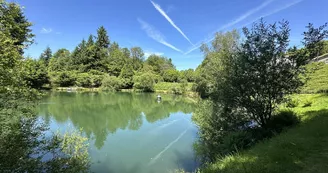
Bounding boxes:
204 109 328 173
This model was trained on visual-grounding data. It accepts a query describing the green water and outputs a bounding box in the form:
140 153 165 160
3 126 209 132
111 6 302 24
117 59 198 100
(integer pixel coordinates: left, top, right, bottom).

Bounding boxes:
37 92 198 173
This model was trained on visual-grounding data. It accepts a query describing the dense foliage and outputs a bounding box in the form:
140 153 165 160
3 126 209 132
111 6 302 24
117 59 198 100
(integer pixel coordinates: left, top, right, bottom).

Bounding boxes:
25 25 196 91
0 1 90 172
193 20 328 162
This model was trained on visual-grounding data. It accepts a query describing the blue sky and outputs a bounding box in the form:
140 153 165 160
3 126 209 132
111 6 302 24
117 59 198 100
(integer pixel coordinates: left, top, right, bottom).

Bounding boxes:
16 0 328 70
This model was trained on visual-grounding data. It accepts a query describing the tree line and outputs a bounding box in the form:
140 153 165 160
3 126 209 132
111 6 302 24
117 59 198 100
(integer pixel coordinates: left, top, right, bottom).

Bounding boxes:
25 28 196 92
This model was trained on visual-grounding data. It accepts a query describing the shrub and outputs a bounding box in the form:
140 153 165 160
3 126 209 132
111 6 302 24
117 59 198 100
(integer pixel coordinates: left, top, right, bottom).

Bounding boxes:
76 73 92 88
101 75 123 91
133 72 156 92
266 110 300 133
91 75 103 87
50 71 77 87
180 80 188 94
171 86 182 95
163 69 179 82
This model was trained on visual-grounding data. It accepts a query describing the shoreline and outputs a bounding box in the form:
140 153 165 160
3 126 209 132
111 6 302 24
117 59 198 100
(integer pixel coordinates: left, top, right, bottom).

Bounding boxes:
52 87 199 98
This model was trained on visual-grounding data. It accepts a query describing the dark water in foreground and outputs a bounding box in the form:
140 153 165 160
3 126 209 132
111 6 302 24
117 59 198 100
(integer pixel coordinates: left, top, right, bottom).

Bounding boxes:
37 92 199 173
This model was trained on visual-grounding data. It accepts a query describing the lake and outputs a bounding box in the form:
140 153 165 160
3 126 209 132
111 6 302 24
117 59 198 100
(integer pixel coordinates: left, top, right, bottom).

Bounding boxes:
37 92 199 173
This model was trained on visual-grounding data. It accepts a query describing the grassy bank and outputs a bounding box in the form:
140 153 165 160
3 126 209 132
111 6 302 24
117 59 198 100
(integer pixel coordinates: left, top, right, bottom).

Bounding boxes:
201 94 328 173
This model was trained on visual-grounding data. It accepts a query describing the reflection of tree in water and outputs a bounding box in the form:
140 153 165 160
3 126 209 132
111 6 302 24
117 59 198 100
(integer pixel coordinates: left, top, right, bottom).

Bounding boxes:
38 92 195 149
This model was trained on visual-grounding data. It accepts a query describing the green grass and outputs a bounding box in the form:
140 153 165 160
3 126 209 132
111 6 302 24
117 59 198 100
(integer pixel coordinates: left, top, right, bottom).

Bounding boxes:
154 82 194 92
302 62 328 93
201 94 328 173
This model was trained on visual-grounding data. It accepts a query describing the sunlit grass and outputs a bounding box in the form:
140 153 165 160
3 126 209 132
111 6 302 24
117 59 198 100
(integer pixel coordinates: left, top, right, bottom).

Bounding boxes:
202 94 328 173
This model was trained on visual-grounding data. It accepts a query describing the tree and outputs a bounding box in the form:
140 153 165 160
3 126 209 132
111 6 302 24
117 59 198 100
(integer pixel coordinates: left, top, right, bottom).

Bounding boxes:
39 46 52 65
235 20 306 127
104 47 128 77
180 69 195 82
130 47 144 70
195 30 240 98
23 58 49 89
163 69 179 82
86 34 95 47
302 23 328 60
101 75 123 91
122 47 130 58
145 54 175 75
119 59 135 88
193 20 308 161
95 26 110 49
48 49 71 72
133 72 156 92
0 1 34 53
0 15 90 172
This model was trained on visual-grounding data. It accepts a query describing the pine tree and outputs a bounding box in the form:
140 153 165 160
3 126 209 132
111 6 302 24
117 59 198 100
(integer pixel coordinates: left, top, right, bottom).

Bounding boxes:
39 46 52 65
95 26 110 49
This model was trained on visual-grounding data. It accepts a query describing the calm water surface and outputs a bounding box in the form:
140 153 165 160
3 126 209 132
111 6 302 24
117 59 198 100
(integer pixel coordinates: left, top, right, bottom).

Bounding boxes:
37 92 198 173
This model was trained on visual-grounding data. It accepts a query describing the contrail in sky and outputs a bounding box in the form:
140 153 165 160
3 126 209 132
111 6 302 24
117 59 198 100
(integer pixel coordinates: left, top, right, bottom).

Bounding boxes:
150 0 194 46
138 18 183 53
185 0 303 55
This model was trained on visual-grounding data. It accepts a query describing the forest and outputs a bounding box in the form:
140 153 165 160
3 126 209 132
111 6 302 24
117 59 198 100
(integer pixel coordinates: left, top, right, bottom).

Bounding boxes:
24 27 196 93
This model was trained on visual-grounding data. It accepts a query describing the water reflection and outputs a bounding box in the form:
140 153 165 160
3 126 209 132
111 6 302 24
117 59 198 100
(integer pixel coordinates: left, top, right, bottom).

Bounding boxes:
38 92 195 149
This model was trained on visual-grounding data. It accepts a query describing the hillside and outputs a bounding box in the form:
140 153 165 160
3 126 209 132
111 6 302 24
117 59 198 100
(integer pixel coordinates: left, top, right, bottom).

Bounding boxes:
302 62 328 93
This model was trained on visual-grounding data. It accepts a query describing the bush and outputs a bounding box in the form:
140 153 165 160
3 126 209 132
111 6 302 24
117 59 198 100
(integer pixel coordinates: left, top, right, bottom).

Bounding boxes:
50 71 77 87
267 110 300 133
171 86 182 95
91 75 103 87
133 72 156 92
180 80 188 94
76 73 92 88
101 75 123 91
163 69 179 82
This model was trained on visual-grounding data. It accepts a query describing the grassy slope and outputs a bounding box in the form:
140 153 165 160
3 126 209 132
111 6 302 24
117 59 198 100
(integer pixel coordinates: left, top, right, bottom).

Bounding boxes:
203 94 328 173
302 62 328 93
199 62 328 173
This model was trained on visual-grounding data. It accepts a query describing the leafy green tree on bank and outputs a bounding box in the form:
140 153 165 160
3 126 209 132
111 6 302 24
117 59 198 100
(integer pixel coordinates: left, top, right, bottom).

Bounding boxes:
133 72 157 92
130 46 144 70
145 54 175 75
22 58 49 89
163 69 179 82
193 20 309 162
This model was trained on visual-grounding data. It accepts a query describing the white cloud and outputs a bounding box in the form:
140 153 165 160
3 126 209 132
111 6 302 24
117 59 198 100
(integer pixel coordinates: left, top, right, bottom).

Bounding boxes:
144 51 164 58
185 0 304 55
40 27 52 34
138 18 183 53
150 1 193 46
55 32 62 35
